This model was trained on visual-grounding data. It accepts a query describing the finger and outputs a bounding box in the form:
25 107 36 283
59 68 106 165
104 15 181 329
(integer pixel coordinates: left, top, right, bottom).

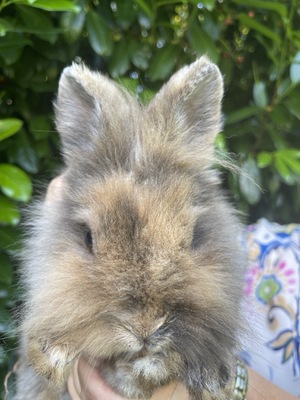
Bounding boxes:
151 381 189 400
169 382 189 400
72 358 190 400
67 359 82 400
77 358 124 400
45 175 65 202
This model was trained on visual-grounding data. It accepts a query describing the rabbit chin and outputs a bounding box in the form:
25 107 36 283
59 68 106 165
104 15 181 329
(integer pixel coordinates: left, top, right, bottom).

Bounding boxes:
99 351 178 400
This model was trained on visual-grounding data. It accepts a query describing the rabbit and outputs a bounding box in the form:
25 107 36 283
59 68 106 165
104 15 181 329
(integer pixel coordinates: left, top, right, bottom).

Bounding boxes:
14 57 246 400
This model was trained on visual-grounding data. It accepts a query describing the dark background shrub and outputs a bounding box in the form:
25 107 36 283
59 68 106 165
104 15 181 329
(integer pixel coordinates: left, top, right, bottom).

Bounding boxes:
0 0 299 396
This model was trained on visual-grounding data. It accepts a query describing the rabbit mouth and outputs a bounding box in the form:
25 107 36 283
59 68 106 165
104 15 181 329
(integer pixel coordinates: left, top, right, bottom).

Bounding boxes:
95 341 186 400
98 349 169 381
99 354 170 398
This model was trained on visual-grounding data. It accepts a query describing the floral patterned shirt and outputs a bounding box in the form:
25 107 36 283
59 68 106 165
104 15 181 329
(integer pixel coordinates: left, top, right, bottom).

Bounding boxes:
242 219 300 397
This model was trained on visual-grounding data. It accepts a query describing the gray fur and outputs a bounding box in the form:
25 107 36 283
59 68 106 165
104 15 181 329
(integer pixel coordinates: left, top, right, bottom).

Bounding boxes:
15 57 245 400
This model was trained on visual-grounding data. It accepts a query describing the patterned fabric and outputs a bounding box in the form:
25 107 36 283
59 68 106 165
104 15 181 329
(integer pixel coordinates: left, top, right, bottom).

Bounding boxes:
242 219 300 397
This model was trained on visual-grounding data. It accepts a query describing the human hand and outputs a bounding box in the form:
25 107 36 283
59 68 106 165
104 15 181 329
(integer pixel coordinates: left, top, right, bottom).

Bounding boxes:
68 358 189 400
67 356 299 400
68 358 123 400
45 175 65 202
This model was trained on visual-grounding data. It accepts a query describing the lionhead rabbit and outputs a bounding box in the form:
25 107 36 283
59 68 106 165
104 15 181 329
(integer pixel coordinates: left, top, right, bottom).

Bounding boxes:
16 57 245 400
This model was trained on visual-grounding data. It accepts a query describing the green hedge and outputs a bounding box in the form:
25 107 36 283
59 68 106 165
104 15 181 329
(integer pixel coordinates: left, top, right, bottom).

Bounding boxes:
0 0 299 396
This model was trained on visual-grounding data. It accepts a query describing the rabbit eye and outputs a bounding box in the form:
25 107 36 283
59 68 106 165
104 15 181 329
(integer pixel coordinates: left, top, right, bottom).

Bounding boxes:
85 230 93 251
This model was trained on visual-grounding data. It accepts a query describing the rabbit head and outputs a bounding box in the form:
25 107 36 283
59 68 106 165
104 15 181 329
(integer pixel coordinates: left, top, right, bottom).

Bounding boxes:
21 57 245 399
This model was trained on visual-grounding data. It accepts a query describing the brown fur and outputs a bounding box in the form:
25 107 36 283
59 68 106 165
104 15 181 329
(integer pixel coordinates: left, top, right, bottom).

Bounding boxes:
15 57 246 399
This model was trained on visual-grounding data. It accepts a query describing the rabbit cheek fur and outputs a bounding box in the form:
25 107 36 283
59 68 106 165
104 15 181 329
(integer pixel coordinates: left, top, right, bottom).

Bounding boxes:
17 57 245 400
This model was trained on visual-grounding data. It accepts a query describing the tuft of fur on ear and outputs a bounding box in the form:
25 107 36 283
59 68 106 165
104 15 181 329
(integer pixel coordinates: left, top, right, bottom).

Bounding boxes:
147 57 224 163
54 63 134 163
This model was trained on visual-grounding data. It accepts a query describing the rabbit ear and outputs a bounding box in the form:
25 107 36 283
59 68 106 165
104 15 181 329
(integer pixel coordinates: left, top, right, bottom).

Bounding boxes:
147 57 224 162
54 63 131 163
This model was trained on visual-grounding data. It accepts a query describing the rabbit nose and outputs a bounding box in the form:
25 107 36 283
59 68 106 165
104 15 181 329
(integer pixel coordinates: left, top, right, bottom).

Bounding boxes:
137 315 167 336
140 328 170 353
142 336 151 347
138 337 157 351
142 338 170 356
134 328 159 349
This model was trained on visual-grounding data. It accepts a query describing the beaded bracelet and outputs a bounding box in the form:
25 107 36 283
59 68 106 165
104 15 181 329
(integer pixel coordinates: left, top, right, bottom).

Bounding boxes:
231 359 248 400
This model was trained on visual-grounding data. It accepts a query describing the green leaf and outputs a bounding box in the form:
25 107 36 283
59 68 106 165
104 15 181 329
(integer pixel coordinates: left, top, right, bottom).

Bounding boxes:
187 21 219 63
201 0 216 11
276 78 292 97
239 158 262 205
290 51 300 84
0 226 20 252
219 57 233 85
0 18 14 37
13 0 36 4
214 133 227 150
0 24 63 38
108 42 130 78
253 81 268 108
33 139 51 158
0 254 13 285
285 92 300 120
86 11 113 57
130 43 151 70
268 126 287 150
17 5 58 44
0 195 20 226
117 77 139 95
225 106 261 125
0 309 11 333
269 174 280 194
233 0 287 17
0 47 22 65
156 0 182 6
0 34 31 50
270 104 290 125
257 152 272 168
148 45 178 81
8 131 39 174
0 34 31 65
139 88 155 104
29 115 52 140
202 13 220 40
18 0 81 12
274 154 294 184
61 8 85 43
278 150 300 174
237 14 281 45
0 164 32 202
283 157 300 174
114 0 138 30
135 0 154 20
190 0 216 11
0 119 23 141
280 149 300 158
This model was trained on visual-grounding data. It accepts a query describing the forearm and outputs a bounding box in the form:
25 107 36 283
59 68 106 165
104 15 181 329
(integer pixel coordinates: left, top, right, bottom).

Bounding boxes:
247 367 297 400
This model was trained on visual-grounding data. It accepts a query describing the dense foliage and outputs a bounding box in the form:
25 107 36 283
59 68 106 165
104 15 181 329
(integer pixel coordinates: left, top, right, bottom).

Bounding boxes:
0 0 299 396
